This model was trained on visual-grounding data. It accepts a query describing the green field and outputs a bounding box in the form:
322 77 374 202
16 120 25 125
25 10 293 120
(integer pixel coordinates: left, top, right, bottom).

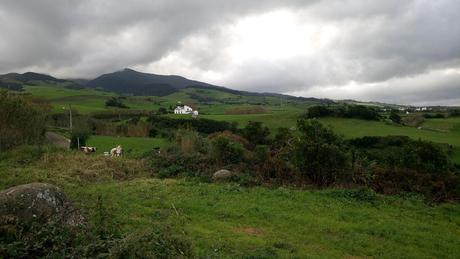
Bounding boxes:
1 149 459 258
24 83 460 163
87 136 169 155
72 179 459 258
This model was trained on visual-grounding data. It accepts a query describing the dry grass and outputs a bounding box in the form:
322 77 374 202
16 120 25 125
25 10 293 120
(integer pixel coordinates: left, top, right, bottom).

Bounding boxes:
39 152 151 184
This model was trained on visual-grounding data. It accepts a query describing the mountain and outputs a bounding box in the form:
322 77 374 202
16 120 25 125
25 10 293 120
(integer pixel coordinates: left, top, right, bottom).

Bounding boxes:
0 72 64 83
86 68 218 96
0 68 332 104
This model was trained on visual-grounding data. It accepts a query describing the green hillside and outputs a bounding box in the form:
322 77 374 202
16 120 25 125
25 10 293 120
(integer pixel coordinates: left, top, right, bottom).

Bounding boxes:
16 80 460 163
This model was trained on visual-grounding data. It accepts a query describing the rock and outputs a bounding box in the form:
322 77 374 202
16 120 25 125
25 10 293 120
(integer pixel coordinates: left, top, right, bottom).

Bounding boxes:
0 183 85 226
212 169 235 182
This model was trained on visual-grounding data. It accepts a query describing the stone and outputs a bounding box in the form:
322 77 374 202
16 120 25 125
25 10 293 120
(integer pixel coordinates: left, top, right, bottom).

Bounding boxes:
212 169 235 182
0 183 85 226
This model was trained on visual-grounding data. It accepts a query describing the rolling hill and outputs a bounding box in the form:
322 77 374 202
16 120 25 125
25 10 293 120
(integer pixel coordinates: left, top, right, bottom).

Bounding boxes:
85 68 218 96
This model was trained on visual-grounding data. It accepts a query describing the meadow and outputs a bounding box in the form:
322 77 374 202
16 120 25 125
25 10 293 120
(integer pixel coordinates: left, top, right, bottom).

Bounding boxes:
1 149 459 258
74 179 460 258
87 135 169 155
27 81 460 163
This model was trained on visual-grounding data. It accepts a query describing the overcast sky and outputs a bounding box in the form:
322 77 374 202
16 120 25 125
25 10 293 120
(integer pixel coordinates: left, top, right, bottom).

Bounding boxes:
1 0 459 105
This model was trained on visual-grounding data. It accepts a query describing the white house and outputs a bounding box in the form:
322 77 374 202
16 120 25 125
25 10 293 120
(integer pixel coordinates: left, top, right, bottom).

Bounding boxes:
174 105 193 114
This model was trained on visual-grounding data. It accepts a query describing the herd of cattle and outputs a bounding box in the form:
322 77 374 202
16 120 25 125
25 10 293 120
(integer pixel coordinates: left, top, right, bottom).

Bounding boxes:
80 145 123 157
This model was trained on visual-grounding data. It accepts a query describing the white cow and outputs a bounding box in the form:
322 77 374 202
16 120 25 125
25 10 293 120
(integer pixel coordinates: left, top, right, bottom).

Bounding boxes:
110 145 123 157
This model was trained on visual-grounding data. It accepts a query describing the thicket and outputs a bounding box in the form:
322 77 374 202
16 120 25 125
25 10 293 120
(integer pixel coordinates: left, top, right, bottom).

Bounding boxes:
0 91 48 151
147 115 238 135
305 105 380 120
389 110 402 124
423 113 445 119
150 119 460 201
105 97 129 109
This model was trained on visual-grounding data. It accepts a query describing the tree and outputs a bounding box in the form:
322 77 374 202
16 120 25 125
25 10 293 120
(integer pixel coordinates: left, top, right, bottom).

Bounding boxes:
70 127 91 149
291 119 349 186
158 107 167 114
0 91 48 151
389 110 402 124
242 121 270 145
105 97 129 109
211 135 245 165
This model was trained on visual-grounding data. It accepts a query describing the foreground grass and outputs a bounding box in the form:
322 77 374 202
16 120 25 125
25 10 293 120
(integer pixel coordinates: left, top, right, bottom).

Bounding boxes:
1 149 459 258
70 179 460 258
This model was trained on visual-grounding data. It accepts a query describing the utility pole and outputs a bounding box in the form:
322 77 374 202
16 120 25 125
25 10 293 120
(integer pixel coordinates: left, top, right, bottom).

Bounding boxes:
69 104 73 133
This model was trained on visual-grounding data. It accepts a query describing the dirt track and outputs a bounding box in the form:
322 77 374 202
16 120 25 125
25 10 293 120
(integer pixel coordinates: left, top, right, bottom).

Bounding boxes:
45 132 70 149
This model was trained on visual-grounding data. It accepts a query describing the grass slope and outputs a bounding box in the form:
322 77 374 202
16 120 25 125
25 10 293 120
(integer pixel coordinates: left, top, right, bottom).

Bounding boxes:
1 148 459 258
73 179 459 258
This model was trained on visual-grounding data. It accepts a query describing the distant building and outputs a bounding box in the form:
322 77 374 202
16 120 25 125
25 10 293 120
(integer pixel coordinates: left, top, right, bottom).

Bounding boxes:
174 105 193 114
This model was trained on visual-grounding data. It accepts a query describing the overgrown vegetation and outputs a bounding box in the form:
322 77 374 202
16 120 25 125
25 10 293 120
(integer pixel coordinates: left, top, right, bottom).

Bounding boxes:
105 96 129 109
0 91 48 151
149 118 460 201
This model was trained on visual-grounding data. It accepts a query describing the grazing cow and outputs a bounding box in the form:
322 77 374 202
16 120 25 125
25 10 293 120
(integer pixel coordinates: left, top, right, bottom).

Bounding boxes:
80 146 96 153
110 145 123 157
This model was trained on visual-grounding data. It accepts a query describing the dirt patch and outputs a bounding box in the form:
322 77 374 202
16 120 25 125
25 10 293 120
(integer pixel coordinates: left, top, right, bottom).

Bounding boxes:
45 132 70 149
234 227 265 237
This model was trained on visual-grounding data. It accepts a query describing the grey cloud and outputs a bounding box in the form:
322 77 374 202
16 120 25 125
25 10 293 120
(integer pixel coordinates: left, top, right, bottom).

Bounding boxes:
0 0 459 105
0 0 318 77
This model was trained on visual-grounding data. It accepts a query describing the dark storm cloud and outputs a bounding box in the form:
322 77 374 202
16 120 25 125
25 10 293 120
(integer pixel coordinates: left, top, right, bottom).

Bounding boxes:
0 0 317 77
0 0 459 105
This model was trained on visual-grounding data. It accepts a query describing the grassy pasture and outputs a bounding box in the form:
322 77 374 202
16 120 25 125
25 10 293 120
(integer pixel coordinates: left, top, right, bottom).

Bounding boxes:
1 148 459 259
74 180 459 258
87 136 169 156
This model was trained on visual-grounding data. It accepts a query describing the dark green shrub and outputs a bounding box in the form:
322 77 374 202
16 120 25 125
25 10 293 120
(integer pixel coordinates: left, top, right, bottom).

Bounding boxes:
147 115 235 134
389 110 402 124
0 91 48 151
158 164 184 178
242 121 270 145
211 135 245 165
105 97 129 108
149 127 158 137
305 105 380 120
291 119 349 186
70 128 91 149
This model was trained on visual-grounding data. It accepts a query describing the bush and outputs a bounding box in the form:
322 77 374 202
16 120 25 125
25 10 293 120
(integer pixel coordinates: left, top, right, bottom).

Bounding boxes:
147 115 236 134
389 110 402 124
349 136 459 201
211 135 245 165
158 164 184 178
423 113 445 119
272 127 294 150
0 91 48 151
70 128 91 149
291 120 349 186
305 105 380 120
242 121 270 145
105 97 129 109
